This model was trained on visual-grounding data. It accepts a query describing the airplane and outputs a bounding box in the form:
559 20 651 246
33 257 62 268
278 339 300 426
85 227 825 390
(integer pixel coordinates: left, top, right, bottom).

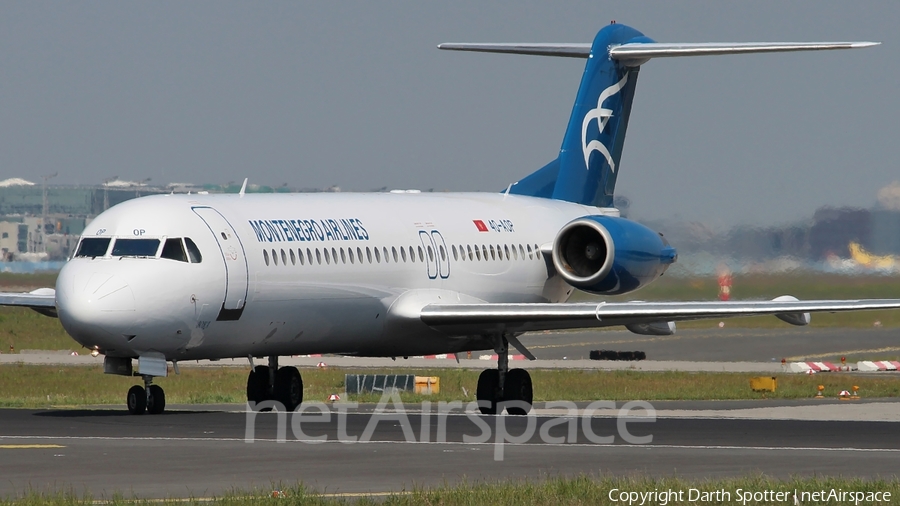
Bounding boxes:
2 22 898 416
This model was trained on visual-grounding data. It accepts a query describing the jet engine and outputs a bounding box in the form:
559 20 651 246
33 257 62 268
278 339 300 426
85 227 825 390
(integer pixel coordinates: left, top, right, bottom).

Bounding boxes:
551 215 677 295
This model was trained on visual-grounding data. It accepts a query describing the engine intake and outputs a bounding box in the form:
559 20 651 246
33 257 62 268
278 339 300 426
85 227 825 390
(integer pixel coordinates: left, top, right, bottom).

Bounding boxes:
552 215 676 295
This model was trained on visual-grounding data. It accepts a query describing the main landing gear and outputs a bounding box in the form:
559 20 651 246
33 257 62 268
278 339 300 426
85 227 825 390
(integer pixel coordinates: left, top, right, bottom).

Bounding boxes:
246 356 304 411
476 334 533 415
126 375 166 415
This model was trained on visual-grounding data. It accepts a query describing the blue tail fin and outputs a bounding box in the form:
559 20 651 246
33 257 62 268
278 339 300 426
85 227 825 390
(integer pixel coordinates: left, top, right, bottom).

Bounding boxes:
552 24 648 207
507 23 650 207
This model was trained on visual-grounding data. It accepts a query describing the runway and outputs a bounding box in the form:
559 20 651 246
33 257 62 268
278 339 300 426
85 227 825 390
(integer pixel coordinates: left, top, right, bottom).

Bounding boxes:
1 401 898 499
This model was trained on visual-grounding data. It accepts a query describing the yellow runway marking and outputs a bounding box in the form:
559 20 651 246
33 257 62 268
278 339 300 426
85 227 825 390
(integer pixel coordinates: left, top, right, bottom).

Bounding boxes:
0 444 65 449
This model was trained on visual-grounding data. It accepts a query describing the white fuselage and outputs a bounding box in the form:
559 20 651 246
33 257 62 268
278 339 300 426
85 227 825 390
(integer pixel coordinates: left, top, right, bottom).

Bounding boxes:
56 192 614 360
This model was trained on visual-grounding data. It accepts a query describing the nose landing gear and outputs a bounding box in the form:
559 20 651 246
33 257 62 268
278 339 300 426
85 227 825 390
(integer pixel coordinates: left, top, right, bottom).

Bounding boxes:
475 334 533 415
246 356 303 411
126 375 166 415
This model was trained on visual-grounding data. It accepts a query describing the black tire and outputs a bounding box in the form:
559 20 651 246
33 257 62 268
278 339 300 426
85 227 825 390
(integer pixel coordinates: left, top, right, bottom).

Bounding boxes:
147 384 166 415
127 385 146 415
246 365 270 408
476 369 500 415
503 368 533 415
275 366 303 411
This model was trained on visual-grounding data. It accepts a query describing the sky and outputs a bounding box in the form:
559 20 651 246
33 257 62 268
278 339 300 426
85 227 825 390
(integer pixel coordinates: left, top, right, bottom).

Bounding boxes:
1 1 897 227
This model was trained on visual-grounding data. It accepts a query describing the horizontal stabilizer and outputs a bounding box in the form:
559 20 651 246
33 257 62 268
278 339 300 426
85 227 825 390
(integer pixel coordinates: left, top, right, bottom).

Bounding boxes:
437 43 591 58
438 41 879 62
610 41 880 62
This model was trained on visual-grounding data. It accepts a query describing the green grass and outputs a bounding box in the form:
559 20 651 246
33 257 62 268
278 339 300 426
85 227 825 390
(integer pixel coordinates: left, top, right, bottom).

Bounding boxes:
0 307 73 352
0 365 897 408
0 272 57 291
3 475 899 505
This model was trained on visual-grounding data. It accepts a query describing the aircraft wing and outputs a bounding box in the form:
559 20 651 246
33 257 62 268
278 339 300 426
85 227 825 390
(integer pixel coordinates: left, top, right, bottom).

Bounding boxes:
420 299 900 335
0 289 58 317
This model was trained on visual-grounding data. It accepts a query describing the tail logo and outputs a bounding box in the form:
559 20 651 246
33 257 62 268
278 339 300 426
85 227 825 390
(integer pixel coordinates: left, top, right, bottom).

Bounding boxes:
581 74 628 172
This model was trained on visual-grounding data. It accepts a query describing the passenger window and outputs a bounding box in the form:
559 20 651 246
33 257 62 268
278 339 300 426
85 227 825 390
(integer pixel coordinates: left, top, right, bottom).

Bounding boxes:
535 244 540 260
112 239 160 257
348 248 355 264
383 247 390 263
316 249 322 264
161 238 188 262
366 247 373 263
374 247 381 263
467 245 474 261
427 246 434 262
519 244 525 260
290 249 296 265
409 246 415 263
263 249 270 266
452 245 458 261
356 247 363 264
489 245 495 261
272 249 279 265
281 249 287 265
307 248 313 265
340 248 346 264
392 247 399 263
324 248 331 265
75 237 111 258
475 246 482 261
401 247 407 262
417 246 424 262
482 245 488 261
527 244 533 259
184 238 202 263
298 249 305 265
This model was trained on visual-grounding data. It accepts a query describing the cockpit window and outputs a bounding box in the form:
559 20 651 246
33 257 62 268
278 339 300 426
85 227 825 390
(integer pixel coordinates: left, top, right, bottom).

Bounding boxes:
111 239 160 257
184 238 202 263
161 238 188 262
75 238 111 258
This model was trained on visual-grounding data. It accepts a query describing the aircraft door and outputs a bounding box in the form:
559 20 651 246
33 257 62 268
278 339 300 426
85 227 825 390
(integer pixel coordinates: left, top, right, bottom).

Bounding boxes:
431 230 450 279
192 206 249 321
418 231 438 279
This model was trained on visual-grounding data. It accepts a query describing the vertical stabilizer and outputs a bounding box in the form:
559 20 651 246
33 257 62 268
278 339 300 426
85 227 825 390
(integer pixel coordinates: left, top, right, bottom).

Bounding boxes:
551 24 648 207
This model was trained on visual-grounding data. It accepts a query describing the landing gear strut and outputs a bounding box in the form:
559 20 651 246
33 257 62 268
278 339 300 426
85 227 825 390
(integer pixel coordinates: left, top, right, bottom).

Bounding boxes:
246 356 303 411
126 375 166 415
476 334 533 415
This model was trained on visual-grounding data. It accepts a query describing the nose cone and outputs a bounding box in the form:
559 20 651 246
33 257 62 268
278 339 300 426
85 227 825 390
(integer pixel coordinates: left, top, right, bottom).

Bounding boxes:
57 261 136 351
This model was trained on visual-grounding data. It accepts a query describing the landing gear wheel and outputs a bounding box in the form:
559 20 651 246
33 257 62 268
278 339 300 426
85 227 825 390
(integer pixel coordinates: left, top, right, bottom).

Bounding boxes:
476 369 500 415
503 368 533 415
127 385 147 415
275 366 303 411
246 365 270 408
147 384 166 414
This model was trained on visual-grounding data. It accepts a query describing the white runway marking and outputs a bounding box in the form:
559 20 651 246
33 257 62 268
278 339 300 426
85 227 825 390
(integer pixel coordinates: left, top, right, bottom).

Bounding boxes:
1 434 897 453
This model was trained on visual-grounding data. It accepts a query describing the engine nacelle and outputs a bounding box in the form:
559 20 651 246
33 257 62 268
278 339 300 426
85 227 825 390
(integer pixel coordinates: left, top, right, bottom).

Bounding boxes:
551 215 677 295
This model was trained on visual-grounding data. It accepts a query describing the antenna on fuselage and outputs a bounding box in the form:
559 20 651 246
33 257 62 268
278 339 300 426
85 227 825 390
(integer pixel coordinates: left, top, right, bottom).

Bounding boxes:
239 178 248 197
